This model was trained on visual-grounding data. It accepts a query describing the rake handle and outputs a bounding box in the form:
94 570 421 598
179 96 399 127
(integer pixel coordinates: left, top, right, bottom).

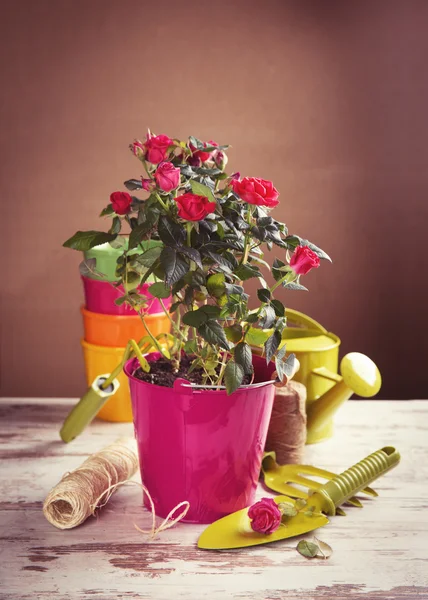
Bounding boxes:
312 446 400 515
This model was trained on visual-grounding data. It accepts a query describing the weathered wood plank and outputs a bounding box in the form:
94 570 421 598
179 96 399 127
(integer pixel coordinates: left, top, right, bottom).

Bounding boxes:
0 398 427 599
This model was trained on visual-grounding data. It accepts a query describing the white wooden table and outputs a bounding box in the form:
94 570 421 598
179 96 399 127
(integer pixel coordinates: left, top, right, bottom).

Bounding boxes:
0 398 427 600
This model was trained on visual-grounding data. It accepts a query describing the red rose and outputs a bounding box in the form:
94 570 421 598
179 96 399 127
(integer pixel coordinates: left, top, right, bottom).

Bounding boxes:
290 245 320 275
175 193 217 221
214 150 228 170
145 134 174 164
248 498 282 535
155 162 181 192
189 139 218 163
110 191 132 215
232 177 279 208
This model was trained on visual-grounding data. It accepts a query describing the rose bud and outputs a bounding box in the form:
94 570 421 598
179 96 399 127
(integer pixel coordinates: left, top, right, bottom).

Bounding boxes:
188 155 202 168
189 139 218 163
110 191 132 215
232 177 279 208
248 498 282 534
175 193 217 221
214 150 228 170
289 245 320 275
131 140 145 160
141 178 156 192
155 162 181 193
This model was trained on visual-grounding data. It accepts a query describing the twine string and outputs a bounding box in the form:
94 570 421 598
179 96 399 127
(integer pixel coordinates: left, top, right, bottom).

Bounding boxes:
43 440 189 537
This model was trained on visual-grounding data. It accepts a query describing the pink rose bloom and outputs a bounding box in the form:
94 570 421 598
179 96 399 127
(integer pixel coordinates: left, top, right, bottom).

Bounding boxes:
189 139 218 163
232 177 279 208
141 178 156 192
175 193 217 221
155 162 181 192
145 134 174 164
110 191 132 215
290 245 320 275
248 498 282 534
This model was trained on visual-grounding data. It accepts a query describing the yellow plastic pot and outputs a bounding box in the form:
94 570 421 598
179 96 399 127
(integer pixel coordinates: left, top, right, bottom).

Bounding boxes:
81 339 133 422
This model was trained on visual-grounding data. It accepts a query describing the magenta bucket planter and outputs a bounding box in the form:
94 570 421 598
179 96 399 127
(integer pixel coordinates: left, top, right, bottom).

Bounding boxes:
81 276 171 315
124 353 276 524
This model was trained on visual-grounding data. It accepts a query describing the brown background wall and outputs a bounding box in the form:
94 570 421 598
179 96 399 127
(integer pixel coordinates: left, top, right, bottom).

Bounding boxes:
1 0 427 399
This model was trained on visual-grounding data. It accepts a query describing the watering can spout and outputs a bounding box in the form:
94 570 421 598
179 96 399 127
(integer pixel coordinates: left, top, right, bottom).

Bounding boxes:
306 352 382 444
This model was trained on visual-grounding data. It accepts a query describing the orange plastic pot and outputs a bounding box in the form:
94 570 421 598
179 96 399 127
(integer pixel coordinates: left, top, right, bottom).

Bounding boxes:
81 339 132 422
81 306 171 347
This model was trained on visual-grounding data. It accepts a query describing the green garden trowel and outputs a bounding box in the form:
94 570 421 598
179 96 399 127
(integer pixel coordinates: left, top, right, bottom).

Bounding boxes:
198 446 400 550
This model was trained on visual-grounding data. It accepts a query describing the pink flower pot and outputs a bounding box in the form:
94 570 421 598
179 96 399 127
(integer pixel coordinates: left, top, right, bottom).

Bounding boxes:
124 353 276 524
81 275 171 315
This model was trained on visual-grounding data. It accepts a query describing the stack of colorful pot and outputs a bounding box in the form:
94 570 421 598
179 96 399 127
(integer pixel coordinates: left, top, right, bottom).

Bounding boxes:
80 240 171 423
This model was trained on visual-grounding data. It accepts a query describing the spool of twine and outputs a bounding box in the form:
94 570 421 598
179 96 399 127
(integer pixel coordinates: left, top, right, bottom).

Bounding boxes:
43 438 190 536
265 381 307 464
43 439 139 530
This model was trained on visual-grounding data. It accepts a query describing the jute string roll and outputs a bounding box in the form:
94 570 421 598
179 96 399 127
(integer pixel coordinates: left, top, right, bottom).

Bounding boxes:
265 381 307 464
43 439 189 536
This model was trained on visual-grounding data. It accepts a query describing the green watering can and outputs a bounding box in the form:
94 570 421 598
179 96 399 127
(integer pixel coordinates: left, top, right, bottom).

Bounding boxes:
266 309 381 444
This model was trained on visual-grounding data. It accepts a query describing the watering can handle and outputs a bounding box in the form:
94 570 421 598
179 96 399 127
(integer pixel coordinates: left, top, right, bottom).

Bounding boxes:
285 308 328 334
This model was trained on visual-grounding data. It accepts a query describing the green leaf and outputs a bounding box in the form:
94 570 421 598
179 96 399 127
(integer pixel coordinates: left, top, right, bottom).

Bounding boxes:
246 327 271 347
198 320 229 351
182 305 221 327
124 178 143 191
160 247 189 286
63 230 117 251
235 264 260 281
114 295 127 306
123 270 141 291
259 305 276 329
169 300 182 313
257 288 271 303
207 273 226 298
148 282 171 299
234 342 253 374
183 339 197 354
129 214 158 249
272 258 287 281
264 330 281 363
296 540 319 559
283 281 308 292
100 204 115 217
190 180 216 204
178 246 203 269
313 537 333 560
224 324 243 343
110 216 121 235
135 246 163 267
278 502 298 518
158 216 186 247
271 299 285 317
224 361 244 395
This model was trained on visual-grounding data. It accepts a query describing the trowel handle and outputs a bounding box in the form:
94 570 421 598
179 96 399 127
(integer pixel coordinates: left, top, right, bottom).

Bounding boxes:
312 446 400 515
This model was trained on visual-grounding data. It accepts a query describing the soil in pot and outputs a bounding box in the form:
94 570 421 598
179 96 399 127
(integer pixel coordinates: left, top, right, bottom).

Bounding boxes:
132 354 252 388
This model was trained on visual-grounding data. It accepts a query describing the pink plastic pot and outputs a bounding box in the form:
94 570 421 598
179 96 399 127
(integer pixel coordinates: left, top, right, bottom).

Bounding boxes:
124 353 276 524
81 276 171 315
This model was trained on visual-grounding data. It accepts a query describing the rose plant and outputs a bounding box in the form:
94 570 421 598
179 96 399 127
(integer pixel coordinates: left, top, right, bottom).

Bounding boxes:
64 131 330 394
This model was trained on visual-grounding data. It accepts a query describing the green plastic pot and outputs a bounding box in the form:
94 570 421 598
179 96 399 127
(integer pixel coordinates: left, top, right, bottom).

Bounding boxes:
83 237 161 282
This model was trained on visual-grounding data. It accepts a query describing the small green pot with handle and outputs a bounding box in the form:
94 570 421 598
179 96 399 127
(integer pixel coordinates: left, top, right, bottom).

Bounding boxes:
83 236 160 282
